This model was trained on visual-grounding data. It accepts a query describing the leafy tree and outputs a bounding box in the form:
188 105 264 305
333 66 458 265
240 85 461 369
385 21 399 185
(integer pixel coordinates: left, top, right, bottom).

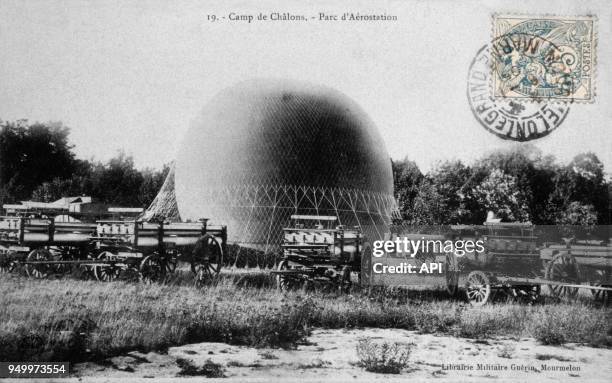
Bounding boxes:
0 120 76 202
30 152 169 208
555 201 598 226
138 164 170 206
86 152 144 207
473 169 531 222
410 180 448 225
429 160 479 223
546 152 609 224
477 144 559 223
391 158 423 222
31 177 85 202
567 152 608 224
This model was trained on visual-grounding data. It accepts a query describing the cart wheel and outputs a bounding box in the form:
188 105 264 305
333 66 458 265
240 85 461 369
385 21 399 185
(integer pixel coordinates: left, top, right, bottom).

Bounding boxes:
140 255 164 283
445 252 459 296
276 260 302 291
191 235 223 287
93 251 120 282
465 270 491 306
545 253 581 298
25 248 52 279
52 246 74 275
338 266 352 294
511 285 541 304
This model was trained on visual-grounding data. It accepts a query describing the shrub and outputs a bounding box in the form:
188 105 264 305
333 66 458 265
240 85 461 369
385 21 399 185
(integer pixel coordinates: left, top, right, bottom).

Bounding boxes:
176 358 225 377
355 337 413 374
297 359 331 369
258 351 278 360
248 297 319 348
531 323 566 345
497 343 515 359
456 305 525 339
527 305 609 346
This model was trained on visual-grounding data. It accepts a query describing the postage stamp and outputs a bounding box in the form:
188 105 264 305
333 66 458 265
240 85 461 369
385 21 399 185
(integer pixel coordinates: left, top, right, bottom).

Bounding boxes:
468 45 570 141
491 15 596 103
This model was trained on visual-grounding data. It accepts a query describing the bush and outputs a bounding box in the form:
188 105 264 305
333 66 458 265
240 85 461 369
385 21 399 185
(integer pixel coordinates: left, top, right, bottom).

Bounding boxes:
497 343 515 359
183 295 318 349
456 305 526 339
528 305 610 346
247 297 318 348
355 338 413 374
0 316 96 362
176 358 225 377
531 323 566 345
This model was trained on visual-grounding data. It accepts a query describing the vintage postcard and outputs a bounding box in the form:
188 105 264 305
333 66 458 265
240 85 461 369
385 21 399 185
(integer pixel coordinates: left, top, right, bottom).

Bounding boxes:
0 0 610 382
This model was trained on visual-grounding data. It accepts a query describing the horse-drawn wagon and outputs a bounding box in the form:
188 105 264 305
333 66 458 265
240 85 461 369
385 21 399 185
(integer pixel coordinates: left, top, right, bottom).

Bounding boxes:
445 222 612 306
0 215 227 284
0 216 95 278
271 215 363 293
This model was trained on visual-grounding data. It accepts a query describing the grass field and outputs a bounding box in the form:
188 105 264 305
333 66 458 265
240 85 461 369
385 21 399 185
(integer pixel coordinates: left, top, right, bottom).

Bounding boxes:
1 268 611 362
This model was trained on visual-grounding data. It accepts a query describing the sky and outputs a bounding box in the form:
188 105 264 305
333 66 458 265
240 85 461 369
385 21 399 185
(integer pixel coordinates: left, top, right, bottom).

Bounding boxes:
1 0 610 172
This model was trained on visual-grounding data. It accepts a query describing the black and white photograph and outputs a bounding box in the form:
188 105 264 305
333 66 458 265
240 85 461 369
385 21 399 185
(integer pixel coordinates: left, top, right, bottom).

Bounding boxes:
0 0 611 382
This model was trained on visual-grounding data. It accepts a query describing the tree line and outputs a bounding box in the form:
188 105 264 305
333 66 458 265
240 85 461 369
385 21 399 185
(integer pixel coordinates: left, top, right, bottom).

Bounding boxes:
1 119 610 224
0 120 168 208
392 146 610 225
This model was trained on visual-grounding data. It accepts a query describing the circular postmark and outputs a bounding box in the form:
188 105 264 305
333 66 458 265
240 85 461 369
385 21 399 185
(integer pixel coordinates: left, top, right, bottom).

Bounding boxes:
468 45 570 141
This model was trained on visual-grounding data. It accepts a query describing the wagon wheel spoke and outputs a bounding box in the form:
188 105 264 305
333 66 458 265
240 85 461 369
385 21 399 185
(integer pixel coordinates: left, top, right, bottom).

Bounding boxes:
192 234 223 287
98 265 119 282
94 251 120 282
465 271 490 306
165 257 178 273
140 255 164 283
194 263 213 287
207 262 218 274
546 253 581 299
25 249 52 279
276 260 305 291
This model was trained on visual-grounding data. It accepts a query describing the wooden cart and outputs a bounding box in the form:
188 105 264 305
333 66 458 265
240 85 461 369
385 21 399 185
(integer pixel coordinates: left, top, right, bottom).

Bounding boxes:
0 216 227 284
271 215 363 293
446 223 612 306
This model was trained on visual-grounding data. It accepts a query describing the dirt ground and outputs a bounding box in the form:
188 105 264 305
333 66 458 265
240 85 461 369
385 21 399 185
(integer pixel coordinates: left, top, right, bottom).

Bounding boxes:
13 328 610 382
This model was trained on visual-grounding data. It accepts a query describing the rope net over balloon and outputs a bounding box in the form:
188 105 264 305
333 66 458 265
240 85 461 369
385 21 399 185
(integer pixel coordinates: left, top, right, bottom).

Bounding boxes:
142 165 398 268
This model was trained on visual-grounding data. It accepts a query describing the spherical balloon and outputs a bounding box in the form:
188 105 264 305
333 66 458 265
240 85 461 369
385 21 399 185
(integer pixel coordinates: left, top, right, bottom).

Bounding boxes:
173 79 395 250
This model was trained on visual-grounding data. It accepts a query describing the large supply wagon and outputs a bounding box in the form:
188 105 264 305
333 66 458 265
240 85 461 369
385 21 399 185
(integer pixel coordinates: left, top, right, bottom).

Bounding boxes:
445 223 612 306
0 215 226 285
271 215 363 293
0 216 95 277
